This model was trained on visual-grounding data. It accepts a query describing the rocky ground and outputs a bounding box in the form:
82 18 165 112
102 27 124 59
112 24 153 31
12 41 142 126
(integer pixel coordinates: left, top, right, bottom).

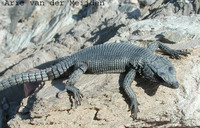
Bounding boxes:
0 0 200 127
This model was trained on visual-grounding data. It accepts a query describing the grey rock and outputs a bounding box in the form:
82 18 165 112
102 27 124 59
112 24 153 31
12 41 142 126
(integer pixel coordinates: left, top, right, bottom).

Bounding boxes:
118 4 135 12
3 0 74 56
9 0 35 34
128 8 141 19
138 0 157 5
117 4 141 19
157 30 187 44
128 15 200 48
144 0 200 19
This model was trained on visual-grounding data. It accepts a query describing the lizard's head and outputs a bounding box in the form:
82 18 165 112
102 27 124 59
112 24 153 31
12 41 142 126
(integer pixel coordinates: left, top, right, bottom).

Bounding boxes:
142 56 179 89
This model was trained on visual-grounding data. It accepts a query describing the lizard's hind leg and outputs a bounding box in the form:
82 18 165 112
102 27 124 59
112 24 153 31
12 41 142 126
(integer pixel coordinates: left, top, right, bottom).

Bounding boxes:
57 63 88 108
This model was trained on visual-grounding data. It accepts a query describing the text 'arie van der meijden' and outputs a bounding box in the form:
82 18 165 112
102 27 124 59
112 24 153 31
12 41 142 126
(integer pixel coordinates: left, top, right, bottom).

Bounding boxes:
3 0 105 6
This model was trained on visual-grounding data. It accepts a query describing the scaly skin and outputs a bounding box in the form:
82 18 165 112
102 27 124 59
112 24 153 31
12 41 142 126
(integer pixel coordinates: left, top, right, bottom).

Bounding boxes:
0 42 189 119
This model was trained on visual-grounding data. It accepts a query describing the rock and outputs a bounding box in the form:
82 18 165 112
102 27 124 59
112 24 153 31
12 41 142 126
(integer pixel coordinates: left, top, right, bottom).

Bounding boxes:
1 0 74 57
157 30 188 44
0 29 7 60
130 0 139 4
128 8 141 19
127 16 200 49
9 0 35 34
1 0 200 127
118 4 135 12
143 0 200 19
176 64 200 126
138 0 156 6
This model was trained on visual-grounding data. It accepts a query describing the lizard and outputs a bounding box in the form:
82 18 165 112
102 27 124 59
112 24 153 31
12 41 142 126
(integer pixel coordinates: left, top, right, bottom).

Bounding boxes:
0 41 189 119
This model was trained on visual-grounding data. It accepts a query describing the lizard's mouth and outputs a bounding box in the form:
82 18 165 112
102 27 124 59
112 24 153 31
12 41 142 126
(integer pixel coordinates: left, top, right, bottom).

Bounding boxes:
162 81 179 89
170 82 179 89
156 76 179 89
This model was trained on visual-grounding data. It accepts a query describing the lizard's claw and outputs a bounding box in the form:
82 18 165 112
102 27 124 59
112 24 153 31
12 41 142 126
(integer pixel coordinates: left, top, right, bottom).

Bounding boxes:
57 86 83 108
56 90 65 98
170 50 190 59
71 88 83 108
130 99 139 120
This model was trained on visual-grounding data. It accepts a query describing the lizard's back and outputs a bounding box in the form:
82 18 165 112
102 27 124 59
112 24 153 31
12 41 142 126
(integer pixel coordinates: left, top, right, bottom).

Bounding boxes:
72 43 151 73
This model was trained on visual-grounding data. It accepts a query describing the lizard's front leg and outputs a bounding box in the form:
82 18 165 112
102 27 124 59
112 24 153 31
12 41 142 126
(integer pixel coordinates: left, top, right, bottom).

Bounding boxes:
58 63 88 108
147 41 190 59
122 69 138 120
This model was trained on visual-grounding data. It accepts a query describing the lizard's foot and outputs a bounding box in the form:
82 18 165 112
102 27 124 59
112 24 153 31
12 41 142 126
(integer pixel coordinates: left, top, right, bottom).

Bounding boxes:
130 99 139 120
169 49 190 59
57 86 83 108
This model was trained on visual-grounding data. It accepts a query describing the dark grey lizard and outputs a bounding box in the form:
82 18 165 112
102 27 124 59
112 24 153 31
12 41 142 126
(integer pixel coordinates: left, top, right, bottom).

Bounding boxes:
0 41 189 119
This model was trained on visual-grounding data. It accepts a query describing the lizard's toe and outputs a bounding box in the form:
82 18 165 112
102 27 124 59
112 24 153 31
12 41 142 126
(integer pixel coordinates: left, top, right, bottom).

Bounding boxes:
73 89 83 108
56 86 83 108
171 50 190 59
65 86 83 108
130 100 139 120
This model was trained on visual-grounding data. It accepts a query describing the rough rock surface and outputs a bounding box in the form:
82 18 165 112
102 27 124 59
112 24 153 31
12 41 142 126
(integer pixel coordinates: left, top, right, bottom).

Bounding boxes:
140 0 200 19
0 0 200 127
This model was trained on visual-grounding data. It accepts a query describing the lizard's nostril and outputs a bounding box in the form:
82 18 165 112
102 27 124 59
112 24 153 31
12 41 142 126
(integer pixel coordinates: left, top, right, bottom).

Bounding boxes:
172 82 179 89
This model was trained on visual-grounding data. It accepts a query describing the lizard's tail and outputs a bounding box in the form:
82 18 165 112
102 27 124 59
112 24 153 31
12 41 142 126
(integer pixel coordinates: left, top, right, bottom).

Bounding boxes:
0 69 50 92
0 58 74 92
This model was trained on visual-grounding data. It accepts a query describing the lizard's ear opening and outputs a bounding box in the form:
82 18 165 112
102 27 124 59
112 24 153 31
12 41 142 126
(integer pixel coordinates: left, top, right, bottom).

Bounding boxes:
157 72 167 82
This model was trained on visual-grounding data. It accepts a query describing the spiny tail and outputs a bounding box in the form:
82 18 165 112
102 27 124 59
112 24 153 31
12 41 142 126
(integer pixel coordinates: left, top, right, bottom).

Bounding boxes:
0 58 74 92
